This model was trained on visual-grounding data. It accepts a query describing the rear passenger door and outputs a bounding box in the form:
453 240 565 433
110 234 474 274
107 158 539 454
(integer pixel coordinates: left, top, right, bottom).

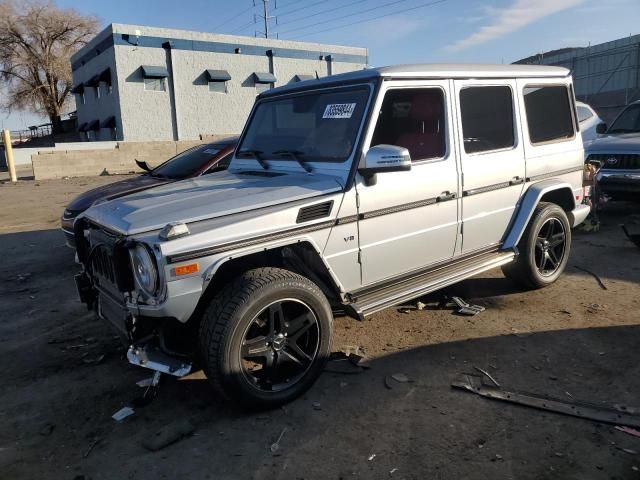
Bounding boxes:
453 80 525 253
356 81 460 286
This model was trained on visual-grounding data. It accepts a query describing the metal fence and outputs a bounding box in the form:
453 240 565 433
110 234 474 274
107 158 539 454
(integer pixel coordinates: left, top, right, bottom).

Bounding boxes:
515 34 640 122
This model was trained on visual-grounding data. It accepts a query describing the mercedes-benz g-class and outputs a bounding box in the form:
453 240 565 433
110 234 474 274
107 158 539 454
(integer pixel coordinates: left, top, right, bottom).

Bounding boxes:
73 64 589 409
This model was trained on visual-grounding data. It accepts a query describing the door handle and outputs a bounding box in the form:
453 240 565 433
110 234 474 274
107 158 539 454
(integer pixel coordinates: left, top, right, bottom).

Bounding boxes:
437 191 456 202
509 176 525 185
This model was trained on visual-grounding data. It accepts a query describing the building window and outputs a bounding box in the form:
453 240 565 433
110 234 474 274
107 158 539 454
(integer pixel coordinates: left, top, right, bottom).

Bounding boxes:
255 83 270 95
144 77 166 91
371 88 446 161
209 81 227 93
523 86 574 144
459 86 515 154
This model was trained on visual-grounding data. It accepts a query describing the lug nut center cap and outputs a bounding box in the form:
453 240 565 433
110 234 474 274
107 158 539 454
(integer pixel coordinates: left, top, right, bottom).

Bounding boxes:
272 334 287 351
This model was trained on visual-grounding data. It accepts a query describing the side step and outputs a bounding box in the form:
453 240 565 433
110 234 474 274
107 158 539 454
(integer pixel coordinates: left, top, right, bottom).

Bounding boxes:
348 248 516 318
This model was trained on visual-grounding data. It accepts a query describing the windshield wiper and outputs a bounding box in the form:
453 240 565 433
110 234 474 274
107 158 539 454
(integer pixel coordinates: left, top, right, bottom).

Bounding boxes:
237 149 270 170
273 150 313 173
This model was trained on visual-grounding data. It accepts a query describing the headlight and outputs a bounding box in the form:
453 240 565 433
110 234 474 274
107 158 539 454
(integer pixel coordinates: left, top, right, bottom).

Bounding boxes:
129 244 158 295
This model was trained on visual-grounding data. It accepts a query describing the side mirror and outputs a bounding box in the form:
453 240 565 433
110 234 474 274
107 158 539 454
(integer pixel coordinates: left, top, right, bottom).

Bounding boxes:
359 144 411 185
596 123 607 134
135 159 151 172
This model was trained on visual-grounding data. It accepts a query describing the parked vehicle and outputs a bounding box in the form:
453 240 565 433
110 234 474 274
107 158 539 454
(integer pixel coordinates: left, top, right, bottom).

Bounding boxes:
575 101 602 144
61 137 237 247
585 100 640 201
73 65 588 409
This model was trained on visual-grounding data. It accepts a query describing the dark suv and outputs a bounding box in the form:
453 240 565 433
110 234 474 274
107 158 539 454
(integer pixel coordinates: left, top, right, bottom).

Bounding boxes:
586 101 640 200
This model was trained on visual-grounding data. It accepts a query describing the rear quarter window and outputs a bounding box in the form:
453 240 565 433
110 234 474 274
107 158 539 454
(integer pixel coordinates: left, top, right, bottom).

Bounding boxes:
524 86 575 144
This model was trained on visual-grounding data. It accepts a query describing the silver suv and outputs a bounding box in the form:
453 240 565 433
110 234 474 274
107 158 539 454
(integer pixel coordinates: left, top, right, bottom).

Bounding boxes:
74 64 589 409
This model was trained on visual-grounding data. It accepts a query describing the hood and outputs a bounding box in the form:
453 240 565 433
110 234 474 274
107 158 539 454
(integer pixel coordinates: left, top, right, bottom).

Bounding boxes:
586 132 640 154
66 175 168 214
82 170 344 236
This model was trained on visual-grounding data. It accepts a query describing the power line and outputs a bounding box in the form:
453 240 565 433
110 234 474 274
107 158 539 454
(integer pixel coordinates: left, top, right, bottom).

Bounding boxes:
277 0 369 28
279 0 415 35
292 0 449 39
212 3 256 31
275 0 329 18
229 19 257 34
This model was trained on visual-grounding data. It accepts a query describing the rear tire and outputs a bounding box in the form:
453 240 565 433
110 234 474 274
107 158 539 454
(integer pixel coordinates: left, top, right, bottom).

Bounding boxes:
198 267 333 410
502 202 571 289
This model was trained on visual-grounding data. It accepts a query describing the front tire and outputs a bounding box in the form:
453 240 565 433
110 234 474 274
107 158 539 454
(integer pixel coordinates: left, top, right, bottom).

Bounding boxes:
198 267 333 409
502 202 571 289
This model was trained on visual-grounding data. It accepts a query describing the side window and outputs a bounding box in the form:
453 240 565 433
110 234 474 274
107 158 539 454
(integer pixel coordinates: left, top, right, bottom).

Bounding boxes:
523 86 574 144
371 88 446 161
577 106 593 123
460 86 514 154
144 78 166 92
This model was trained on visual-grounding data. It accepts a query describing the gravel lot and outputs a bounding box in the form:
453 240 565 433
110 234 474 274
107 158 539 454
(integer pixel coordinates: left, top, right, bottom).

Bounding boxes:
1 174 639 480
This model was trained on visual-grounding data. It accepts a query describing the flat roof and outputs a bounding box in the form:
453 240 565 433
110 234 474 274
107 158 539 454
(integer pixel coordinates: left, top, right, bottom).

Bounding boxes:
262 63 571 97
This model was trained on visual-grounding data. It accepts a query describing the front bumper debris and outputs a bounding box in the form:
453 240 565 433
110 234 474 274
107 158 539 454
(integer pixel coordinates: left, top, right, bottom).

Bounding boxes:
127 337 192 377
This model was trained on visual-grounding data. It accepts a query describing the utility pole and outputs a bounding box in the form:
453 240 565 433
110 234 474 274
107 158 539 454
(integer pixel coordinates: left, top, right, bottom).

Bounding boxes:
255 0 277 39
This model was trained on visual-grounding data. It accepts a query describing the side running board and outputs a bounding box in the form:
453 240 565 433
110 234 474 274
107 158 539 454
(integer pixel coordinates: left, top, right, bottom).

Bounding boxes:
347 248 516 319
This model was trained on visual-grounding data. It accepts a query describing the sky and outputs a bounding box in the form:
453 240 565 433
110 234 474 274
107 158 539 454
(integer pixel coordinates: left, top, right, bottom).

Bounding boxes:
2 0 639 130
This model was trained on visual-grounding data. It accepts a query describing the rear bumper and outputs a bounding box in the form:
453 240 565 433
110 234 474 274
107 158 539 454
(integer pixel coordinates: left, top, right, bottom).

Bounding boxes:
569 204 591 227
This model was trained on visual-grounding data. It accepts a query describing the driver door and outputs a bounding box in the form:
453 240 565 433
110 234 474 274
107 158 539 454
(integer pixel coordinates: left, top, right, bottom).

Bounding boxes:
356 81 460 286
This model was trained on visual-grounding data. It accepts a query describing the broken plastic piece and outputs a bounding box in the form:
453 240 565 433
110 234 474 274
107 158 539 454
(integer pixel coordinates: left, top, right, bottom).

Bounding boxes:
112 406 134 422
449 296 485 316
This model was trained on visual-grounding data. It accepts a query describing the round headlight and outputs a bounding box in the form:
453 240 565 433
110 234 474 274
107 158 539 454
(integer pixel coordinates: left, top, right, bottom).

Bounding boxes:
129 244 158 295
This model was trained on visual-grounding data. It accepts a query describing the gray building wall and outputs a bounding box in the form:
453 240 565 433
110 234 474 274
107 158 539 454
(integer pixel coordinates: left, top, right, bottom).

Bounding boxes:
71 24 368 142
72 25 123 141
515 34 640 122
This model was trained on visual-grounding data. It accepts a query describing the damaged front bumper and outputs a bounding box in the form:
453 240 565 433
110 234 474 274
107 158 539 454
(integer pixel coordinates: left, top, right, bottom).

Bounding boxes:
127 337 192 377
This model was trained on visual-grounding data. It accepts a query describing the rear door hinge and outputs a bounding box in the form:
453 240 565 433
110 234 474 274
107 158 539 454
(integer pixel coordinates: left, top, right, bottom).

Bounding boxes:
357 250 362 264
356 191 360 209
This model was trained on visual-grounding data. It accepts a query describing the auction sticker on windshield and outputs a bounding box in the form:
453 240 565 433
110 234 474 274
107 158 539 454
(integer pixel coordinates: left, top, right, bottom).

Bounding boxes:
323 103 356 119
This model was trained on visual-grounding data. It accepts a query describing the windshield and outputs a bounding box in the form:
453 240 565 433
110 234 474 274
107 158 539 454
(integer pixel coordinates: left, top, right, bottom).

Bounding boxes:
608 104 640 134
151 143 229 179
237 86 370 163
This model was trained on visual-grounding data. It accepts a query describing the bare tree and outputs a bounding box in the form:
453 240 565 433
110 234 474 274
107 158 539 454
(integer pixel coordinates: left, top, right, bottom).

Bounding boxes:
0 1 98 133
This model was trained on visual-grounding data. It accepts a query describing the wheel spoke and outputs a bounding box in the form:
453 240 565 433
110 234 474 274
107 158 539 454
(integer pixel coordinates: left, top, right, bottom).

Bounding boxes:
549 232 565 248
545 219 555 240
547 249 559 267
268 303 284 336
285 312 316 341
287 342 313 364
280 348 304 367
241 335 270 359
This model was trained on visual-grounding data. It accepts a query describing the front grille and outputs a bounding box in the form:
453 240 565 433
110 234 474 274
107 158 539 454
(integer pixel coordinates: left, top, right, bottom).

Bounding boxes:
91 244 116 284
587 153 640 170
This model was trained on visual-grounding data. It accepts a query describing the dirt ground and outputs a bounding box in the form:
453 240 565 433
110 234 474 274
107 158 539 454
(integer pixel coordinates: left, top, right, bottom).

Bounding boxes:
0 173 639 480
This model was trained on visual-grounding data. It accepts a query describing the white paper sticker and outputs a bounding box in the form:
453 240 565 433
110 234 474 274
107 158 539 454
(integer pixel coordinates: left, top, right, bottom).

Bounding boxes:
322 103 356 119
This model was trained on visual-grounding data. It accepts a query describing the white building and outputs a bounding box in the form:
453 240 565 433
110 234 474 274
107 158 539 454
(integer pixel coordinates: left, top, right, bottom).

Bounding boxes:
70 23 368 142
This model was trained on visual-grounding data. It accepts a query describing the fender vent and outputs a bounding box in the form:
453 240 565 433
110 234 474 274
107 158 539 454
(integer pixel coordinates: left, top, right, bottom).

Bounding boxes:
297 200 334 223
